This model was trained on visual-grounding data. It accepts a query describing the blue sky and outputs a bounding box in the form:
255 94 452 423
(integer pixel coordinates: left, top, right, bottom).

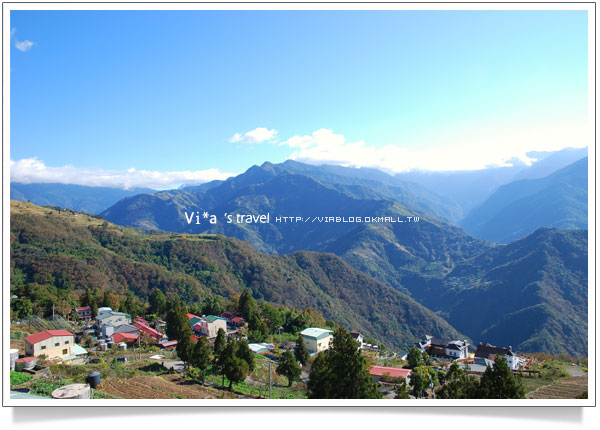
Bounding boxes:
10 9 589 189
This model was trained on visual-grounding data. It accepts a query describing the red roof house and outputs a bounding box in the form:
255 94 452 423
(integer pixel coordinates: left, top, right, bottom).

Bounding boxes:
133 321 164 341
24 330 74 358
112 332 138 344
369 366 411 380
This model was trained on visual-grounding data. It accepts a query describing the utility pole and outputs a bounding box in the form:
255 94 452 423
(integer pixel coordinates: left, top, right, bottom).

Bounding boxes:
268 359 272 399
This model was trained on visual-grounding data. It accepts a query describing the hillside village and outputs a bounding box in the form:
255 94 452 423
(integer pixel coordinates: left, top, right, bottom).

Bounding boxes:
10 298 588 400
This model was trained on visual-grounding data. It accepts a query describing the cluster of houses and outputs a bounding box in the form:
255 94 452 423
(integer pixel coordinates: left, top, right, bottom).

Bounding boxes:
413 335 524 371
12 301 526 399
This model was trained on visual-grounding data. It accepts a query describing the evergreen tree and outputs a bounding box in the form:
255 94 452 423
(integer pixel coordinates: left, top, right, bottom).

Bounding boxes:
407 347 424 369
166 298 194 364
217 337 250 391
213 328 226 356
422 351 433 367
176 331 193 364
224 357 249 391
276 350 302 386
149 289 167 316
394 379 410 399
236 339 256 372
294 335 309 366
478 356 525 399
90 299 98 319
239 289 257 321
166 299 188 341
190 336 211 383
436 362 465 399
410 365 432 398
306 352 332 398
307 327 381 399
215 337 234 387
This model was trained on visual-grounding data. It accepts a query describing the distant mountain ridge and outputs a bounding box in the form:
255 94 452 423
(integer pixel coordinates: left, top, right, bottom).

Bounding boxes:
10 182 155 215
459 157 588 243
394 147 588 215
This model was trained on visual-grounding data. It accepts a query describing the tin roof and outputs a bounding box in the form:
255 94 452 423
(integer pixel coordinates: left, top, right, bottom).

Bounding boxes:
71 344 88 355
300 328 333 340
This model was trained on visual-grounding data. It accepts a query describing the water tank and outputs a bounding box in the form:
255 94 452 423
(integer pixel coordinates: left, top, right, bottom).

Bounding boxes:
86 371 101 388
9 349 19 371
51 383 91 399
15 357 36 371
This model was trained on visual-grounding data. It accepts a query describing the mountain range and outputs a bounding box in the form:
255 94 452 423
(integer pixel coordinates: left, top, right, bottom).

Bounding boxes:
8 147 589 356
460 157 588 243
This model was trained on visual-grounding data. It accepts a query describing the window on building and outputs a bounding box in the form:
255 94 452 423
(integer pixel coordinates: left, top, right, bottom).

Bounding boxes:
65 340 70 344
55 342 60 347
41 345 46 350
63 349 68 355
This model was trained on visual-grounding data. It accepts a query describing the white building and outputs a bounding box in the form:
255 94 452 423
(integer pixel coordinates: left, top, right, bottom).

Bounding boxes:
300 328 333 354
192 315 227 338
444 340 470 359
475 343 520 370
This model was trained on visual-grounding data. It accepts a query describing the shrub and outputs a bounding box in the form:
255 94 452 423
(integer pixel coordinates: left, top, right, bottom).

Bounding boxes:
10 371 33 387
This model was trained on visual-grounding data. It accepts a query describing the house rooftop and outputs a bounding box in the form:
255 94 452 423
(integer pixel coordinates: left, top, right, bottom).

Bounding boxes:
71 344 88 355
475 343 514 358
300 328 333 340
25 330 73 345
203 315 227 323
186 313 201 320
96 311 130 320
369 366 411 378
113 324 138 333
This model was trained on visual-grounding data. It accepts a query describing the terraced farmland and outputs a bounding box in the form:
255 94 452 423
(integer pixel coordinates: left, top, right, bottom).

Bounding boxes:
527 376 587 399
98 374 235 399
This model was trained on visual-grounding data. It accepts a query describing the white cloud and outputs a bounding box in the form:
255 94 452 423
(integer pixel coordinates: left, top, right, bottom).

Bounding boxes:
230 127 278 144
282 121 590 173
10 28 16 37
15 40 34 52
10 158 236 190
